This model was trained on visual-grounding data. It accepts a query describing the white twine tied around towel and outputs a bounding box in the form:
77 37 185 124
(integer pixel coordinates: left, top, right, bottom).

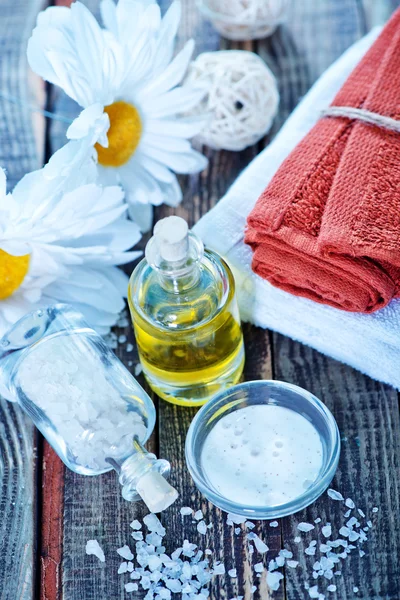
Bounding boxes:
321 106 400 133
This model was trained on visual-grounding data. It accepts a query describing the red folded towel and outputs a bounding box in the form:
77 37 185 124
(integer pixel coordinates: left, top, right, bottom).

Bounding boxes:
245 9 400 313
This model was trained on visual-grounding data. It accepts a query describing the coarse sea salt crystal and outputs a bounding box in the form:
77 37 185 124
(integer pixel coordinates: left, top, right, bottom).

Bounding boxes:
197 521 207 535
287 560 298 568
144 513 166 536
251 585 257 593
85 539 105 562
298 523 315 532
266 571 284 591
327 585 336 592
314 518 321 524
344 509 351 518
321 525 332 538
294 536 301 543
117 545 134 560
276 556 285 567
245 521 255 530
146 533 162 546
166 580 182 592
254 562 264 572
213 563 225 575
353 587 359 593
125 582 138 592
194 510 204 521
305 546 316 556
357 508 366 518
234 527 241 535
308 585 320 598
339 526 350 538
346 516 358 528
372 507 379 513
269 521 279 527
345 498 355 509
130 519 142 530
251 535 269 554
327 489 344 501
148 555 162 571
228 568 237 578
132 531 143 541
118 562 128 574
180 507 193 516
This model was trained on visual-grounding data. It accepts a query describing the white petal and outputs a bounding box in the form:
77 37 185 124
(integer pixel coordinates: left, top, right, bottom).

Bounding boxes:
28 2 123 107
47 269 125 312
128 202 154 233
146 115 209 139
137 39 194 101
119 162 164 206
74 219 142 253
141 132 192 153
66 104 108 144
151 1 181 76
0 169 7 199
145 86 206 119
159 174 183 207
96 166 119 186
135 152 175 183
100 0 118 36
140 145 208 174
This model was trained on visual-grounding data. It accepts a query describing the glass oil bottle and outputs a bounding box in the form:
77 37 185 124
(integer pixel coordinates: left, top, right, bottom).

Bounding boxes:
128 216 245 406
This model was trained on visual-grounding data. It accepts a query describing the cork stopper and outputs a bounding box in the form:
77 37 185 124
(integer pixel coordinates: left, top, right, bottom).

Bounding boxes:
153 216 189 262
136 470 179 513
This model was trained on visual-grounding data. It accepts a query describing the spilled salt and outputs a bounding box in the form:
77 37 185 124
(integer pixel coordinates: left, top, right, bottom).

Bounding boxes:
85 539 105 562
327 489 344 501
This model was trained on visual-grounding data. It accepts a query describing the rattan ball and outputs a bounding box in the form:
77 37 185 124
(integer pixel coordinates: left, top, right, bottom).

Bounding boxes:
185 51 279 152
197 0 290 41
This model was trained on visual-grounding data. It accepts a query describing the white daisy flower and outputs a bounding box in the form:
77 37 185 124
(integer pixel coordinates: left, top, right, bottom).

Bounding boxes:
0 144 141 337
27 0 208 231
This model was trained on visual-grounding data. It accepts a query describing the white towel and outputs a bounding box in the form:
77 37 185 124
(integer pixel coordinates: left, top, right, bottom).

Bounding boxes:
194 28 400 390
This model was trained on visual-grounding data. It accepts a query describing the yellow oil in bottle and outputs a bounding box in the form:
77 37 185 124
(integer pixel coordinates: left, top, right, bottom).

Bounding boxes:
128 217 245 406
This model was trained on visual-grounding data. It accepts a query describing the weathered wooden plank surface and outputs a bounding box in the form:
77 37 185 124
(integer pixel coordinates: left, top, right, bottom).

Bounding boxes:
157 2 400 600
275 337 400 599
0 2 46 599
0 0 396 599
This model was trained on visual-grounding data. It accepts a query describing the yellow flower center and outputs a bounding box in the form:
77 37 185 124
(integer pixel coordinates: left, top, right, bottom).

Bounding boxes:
0 249 30 300
95 101 143 167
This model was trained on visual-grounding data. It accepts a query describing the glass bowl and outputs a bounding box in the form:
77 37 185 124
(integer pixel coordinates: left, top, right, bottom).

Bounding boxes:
196 0 290 41
185 380 340 519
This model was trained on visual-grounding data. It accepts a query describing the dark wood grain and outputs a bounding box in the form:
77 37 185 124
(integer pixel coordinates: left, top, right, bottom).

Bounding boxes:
0 2 47 599
274 336 400 600
158 2 400 600
29 0 400 599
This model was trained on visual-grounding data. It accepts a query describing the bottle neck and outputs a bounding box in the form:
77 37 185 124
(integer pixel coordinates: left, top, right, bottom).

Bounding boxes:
157 261 201 293
108 438 178 512
145 229 205 294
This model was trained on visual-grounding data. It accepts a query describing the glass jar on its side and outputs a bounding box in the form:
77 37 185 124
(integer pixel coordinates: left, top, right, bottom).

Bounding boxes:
0 305 177 511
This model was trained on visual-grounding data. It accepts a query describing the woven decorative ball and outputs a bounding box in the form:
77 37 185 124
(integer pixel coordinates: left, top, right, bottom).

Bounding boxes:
185 51 279 152
197 0 290 41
